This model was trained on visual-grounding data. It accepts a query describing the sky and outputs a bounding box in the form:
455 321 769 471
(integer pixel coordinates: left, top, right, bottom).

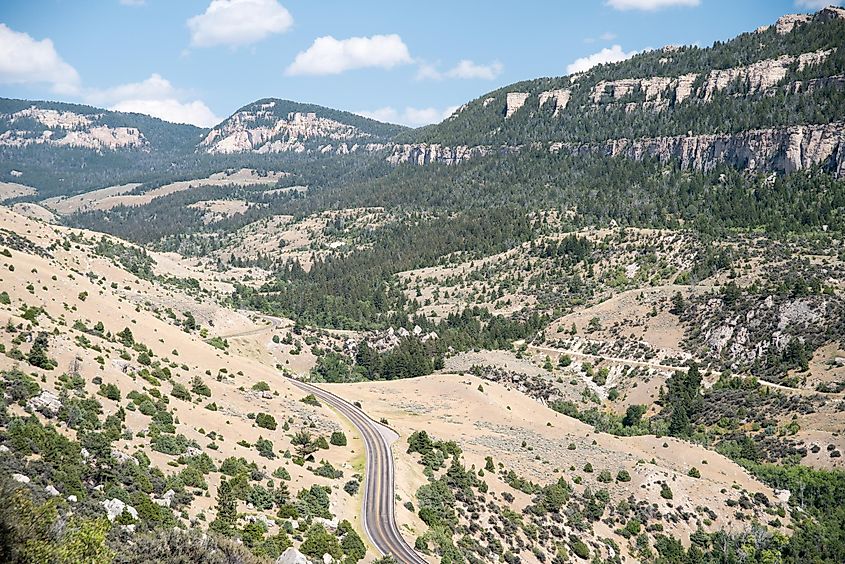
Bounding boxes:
0 0 841 128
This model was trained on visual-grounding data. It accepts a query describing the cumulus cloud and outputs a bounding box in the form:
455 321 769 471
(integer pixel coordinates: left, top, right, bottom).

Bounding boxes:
286 34 412 76
566 44 637 74
188 0 293 48
795 0 843 8
356 105 458 127
86 74 221 127
416 59 503 81
0 24 79 93
606 0 699 10
446 60 503 80
110 98 220 128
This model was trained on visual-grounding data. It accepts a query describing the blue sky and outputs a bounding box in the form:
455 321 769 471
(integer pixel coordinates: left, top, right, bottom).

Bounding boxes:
0 0 840 127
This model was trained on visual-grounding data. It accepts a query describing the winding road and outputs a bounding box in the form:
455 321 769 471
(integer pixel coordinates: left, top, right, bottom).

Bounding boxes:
288 378 428 564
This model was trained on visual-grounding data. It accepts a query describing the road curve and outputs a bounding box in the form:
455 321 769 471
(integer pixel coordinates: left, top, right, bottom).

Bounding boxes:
287 378 428 564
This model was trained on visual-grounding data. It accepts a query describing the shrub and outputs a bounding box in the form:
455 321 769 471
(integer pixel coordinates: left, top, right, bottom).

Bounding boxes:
300 394 321 407
255 413 277 430
660 483 674 499
252 381 270 392
571 539 590 559
344 480 360 496
330 431 347 446
597 470 612 483
300 525 342 560
256 437 275 459
98 383 121 401
312 461 343 479
190 376 211 397
616 470 631 482
170 382 191 401
688 467 701 478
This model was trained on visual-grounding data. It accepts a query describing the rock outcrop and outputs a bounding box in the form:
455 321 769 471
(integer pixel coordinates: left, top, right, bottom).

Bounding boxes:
553 122 845 176
539 89 571 115
0 107 147 151
386 143 498 165
201 107 367 154
276 547 310 564
505 92 530 118
391 122 844 175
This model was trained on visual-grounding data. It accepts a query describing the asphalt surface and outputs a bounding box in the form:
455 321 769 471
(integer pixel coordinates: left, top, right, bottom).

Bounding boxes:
288 378 428 564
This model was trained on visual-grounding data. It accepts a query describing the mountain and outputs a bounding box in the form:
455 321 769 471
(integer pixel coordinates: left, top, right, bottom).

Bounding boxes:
199 98 406 155
3 7 844 203
0 98 205 198
389 6 845 176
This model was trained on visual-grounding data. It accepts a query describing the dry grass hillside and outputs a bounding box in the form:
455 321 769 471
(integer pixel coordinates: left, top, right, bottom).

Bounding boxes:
0 207 374 561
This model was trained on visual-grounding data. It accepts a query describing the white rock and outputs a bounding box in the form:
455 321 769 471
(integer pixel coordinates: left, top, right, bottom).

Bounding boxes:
322 554 333 564
111 449 137 465
153 489 176 507
505 92 529 118
45 485 60 497
314 516 339 530
275 547 309 564
101 498 138 522
0 445 9 453
67 495 78 502
12 473 30 484
27 391 61 416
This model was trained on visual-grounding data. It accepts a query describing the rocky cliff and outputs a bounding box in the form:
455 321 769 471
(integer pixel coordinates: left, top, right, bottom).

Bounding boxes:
199 98 402 155
390 6 845 176
0 106 147 151
554 122 845 176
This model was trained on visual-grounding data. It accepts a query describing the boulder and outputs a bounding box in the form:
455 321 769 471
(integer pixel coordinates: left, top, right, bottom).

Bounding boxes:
101 498 138 522
275 547 310 564
313 516 339 530
45 485 60 497
27 391 61 417
12 473 30 484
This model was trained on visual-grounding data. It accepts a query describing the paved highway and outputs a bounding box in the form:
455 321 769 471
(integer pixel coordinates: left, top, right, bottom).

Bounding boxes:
288 378 428 564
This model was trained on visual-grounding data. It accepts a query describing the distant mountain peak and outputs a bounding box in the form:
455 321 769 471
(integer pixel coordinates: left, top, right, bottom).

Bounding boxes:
199 97 405 155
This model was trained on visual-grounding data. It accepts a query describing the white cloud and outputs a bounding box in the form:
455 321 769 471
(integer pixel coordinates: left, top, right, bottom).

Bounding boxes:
584 31 617 44
566 44 637 74
119 0 146 6
188 0 293 48
356 105 457 127
795 0 844 8
86 74 221 127
110 99 221 128
286 34 412 76
447 60 503 80
0 24 79 93
606 0 699 10
416 59 503 81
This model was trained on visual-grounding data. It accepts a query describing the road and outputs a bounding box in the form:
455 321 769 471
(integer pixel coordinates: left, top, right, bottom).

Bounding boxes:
288 378 428 564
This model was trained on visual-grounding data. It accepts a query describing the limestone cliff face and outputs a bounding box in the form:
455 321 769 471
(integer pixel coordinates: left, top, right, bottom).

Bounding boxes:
0 106 147 151
201 102 371 155
552 122 845 176
386 144 498 166
388 123 845 175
